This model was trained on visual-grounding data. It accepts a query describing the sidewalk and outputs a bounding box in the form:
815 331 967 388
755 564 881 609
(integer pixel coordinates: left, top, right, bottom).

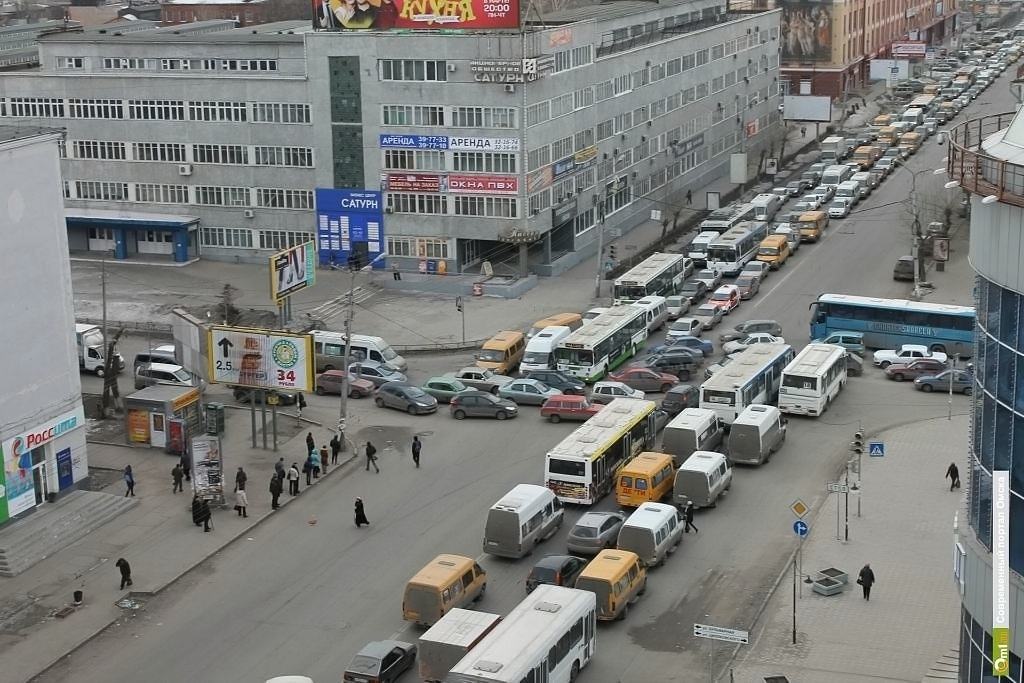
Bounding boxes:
730 414 966 682
0 409 350 683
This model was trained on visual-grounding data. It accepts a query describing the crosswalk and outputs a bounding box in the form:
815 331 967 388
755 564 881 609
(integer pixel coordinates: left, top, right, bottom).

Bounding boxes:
305 286 377 322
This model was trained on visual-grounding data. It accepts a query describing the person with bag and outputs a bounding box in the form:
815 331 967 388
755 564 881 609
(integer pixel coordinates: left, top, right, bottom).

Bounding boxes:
354 497 369 527
115 558 133 590
171 464 184 494
269 474 283 510
297 392 307 418
945 462 961 491
683 501 698 533
365 441 379 473
287 462 300 495
857 563 875 601
192 494 212 532
234 486 249 518
235 467 247 491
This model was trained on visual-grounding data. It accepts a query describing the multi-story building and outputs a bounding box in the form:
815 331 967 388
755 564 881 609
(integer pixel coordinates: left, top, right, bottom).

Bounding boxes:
0 20 82 70
0 2 784 274
947 111 1024 680
161 0 271 27
0 126 89 525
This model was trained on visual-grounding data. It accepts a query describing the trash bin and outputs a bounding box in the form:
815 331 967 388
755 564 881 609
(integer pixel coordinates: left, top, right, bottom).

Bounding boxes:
73 590 83 605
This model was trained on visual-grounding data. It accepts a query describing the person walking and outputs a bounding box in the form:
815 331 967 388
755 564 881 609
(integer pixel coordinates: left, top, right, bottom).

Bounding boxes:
192 494 212 532
235 486 249 518
235 467 247 492
683 501 698 533
354 497 369 527
305 431 315 456
311 449 321 479
946 462 961 491
274 458 286 483
365 441 379 473
330 433 342 465
411 435 422 468
685 189 693 206
297 392 307 419
392 262 402 281
269 474 283 510
319 444 330 474
288 462 300 495
857 563 876 600
115 558 132 590
303 454 313 486
123 465 135 497
180 453 191 482
171 464 184 494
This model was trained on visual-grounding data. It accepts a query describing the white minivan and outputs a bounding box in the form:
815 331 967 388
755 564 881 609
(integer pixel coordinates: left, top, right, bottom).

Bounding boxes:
311 330 408 373
483 484 563 558
661 408 726 466
520 326 571 372
728 404 787 465
673 451 732 509
751 193 783 222
616 502 684 568
632 295 669 333
688 231 719 266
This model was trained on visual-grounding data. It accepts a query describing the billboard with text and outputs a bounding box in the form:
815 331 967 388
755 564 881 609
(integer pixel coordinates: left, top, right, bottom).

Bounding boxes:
313 0 519 30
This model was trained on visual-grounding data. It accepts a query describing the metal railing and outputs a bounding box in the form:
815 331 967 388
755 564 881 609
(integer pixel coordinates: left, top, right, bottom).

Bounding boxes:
947 112 1024 207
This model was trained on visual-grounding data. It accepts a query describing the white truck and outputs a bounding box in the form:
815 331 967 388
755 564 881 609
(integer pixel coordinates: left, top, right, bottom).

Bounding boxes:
819 136 851 164
872 344 948 368
418 609 502 683
75 323 125 376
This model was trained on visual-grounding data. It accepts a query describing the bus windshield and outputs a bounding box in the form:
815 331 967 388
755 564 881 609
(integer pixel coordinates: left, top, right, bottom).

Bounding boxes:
555 348 594 366
782 374 818 391
548 458 585 477
702 390 736 405
477 349 506 362
615 284 648 301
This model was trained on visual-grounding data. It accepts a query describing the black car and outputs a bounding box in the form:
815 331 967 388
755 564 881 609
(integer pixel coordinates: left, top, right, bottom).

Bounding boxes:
660 384 700 415
647 346 704 364
679 279 708 305
525 555 587 593
524 369 586 395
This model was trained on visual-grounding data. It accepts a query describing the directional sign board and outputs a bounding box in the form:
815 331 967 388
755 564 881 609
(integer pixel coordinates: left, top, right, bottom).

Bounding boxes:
827 482 849 493
207 326 313 392
869 441 885 457
793 520 809 537
694 623 749 644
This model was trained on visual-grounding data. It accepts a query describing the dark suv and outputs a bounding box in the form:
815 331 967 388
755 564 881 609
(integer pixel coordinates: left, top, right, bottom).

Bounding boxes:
679 279 708 305
524 369 586 395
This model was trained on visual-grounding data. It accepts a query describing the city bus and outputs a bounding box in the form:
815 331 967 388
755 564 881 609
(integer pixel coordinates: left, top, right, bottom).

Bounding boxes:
778 343 849 416
544 398 658 504
613 252 688 304
698 203 755 233
808 293 975 356
706 221 769 276
554 305 648 381
446 585 597 683
699 343 795 424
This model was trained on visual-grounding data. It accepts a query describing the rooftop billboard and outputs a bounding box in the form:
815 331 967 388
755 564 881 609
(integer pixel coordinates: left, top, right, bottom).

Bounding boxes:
313 0 519 30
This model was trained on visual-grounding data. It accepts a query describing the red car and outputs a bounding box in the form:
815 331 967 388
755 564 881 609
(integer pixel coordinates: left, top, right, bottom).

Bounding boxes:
884 357 948 382
540 395 602 423
607 367 679 393
315 370 375 397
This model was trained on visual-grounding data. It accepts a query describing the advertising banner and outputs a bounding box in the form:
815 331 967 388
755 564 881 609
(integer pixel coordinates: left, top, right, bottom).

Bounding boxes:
378 134 519 151
315 188 385 269
313 0 519 30
993 470 1011 676
127 410 150 443
892 41 927 57
207 327 314 392
447 175 518 194
191 436 223 501
780 0 833 62
385 173 444 193
269 241 316 303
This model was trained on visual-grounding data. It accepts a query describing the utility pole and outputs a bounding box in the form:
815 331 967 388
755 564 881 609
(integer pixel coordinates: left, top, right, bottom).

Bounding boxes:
593 193 607 299
852 427 864 518
456 297 465 344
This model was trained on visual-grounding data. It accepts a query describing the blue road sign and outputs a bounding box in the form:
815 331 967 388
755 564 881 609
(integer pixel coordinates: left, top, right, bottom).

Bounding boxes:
793 520 809 537
869 441 885 457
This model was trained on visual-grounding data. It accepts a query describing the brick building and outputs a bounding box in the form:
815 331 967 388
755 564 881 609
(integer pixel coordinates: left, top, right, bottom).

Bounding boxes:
161 0 269 26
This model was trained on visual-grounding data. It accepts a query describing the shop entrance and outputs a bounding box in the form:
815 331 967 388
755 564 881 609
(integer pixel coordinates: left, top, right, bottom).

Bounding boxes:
29 446 49 505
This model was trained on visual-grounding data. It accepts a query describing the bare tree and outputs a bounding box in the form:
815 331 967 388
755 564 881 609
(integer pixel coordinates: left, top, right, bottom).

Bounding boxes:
220 283 240 325
101 327 125 416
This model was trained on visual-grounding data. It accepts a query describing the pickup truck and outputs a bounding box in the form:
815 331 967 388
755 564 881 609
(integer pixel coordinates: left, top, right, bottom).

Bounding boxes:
872 344 948 368
446 367 514 394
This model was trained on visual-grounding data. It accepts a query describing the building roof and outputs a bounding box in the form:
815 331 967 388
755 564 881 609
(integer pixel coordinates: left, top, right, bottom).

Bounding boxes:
0 125 62 146
533 0 688 24
38 18 309 42
162 0 266 4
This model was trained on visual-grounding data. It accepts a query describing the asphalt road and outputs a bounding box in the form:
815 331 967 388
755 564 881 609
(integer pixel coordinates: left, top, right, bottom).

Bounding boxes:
50 79 1004 683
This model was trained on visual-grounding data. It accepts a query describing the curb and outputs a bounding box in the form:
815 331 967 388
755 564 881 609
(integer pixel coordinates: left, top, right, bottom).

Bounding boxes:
29 450 360 681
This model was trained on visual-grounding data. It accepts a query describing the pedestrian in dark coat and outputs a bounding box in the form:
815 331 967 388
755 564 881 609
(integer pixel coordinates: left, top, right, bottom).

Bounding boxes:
171 464 184 494
946 462 961 491
115 558 132 590
303 454 313 485
365 441 379 473
330 434 342 464
306 431 315 456
686 189 693 205
180 453 191 481
192 495 212 532
274 458 286 482
269 474 283 509
858 564 875 600
319 445 330 474
411 436 422 468
123 465 135 497
235 467 247 491
354 497 369 527
683 501 698 533
287 462 300 495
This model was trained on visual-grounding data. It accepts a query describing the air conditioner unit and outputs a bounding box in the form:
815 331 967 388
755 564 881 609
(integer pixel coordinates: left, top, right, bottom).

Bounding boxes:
447 63 457 72
504 84 516 93
243 209 254 218
178 164 192 176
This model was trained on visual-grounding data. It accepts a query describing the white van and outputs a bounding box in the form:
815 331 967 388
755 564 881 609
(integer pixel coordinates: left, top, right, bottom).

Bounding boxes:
821 164 853 187
311 330 407 373
520 326 571 372
482 484 563 558
673 451 732 509
661 408 725 466
751 193 783 222
688 231 719 266
727 404 787 465
583 307 609 324
632 295 669 333
834 180 862 206
616 502 683 568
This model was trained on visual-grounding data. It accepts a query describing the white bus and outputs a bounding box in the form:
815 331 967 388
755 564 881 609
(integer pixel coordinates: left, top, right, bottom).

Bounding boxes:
554 306 648 382
447 585 597 683
545 398 659 504
699 343 795 424
613 252 687 304
706 221 769 276
699 203 755 233
778 343 848 416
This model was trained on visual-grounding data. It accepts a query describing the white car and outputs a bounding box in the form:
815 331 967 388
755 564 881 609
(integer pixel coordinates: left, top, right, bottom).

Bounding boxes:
797 194 822 210
694 268 723 290
591 381 645 404
811 185 835 202
872 344 948 368
722 333 787 355
828 198 853 218
668 317 703 338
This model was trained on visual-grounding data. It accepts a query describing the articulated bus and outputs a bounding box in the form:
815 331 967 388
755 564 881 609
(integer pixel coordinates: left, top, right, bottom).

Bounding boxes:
544 398 658 504
706 221 769 276
778 343 848 416
613 252 688 304
808 293 975 356
698 203 755 233
447 585 597 683
699 343 795 424
555 306 648 381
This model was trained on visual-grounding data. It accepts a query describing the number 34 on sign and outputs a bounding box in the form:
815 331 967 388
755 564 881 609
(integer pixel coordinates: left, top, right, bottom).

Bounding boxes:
207 326 314 392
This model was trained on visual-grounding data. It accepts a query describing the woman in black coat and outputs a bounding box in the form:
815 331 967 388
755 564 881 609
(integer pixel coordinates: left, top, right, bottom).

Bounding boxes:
192 494 212 532
354 497 369 527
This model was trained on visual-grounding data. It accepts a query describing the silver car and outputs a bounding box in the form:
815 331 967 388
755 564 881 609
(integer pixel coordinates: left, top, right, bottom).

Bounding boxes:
349 361 408 387
691 303 724 330
497 378 560 406
567 511 627 555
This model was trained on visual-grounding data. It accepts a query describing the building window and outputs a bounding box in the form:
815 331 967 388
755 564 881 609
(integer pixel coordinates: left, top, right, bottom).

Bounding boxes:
528 189 551 214
387 193 446 214
56 56 84 69
7 97 65 117
695 49 709 66
551 93 574 119
381 104 445 126
418 238 450 258
189 101 247 122
525 102 551 127
613 73 631 96
132 142 187 162
551 136 573 161
451 152 516 173
259 230 313 251
219 59 278 71
136 183 189 204
383 149 445 171
75 181 129 201
251 102 311 124
574 129 595 151
451 106 517 129
103 57 149 70
387 236 416 256
453 196 518 218
253 146 314 167
574 87 593 110
201 227 254 248
68 99 124 119
527 146 551 172
193 144 249 165
596 120 614 141
595 81 614 102
573 208 595 236
255 188 314 209
378 59 447 82
71 140 126 160
195 186 251 207
128 100 186 121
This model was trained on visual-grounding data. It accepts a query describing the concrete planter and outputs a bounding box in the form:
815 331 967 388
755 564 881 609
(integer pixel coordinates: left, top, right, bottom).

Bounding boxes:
811 577 844 596
817 567 848 585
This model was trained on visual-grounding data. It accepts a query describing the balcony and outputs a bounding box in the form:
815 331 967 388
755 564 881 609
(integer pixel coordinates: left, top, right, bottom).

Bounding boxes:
947 112 1024 207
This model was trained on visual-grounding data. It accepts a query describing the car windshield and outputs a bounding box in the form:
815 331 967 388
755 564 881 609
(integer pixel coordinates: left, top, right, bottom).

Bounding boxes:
736 278 755 287
381 345 398 361
171 369 192 383
523 352 549 364
477 350 505 362
694 308 715 317
758 246 779 255
405 387 429 399
481 393 501 404
572 523 598 538
671 321 693 330
681 282 700 292
711 291 731 301
697 271 714 279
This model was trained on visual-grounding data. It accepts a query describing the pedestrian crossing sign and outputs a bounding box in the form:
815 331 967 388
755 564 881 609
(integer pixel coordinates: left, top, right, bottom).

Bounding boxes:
869 442 885 457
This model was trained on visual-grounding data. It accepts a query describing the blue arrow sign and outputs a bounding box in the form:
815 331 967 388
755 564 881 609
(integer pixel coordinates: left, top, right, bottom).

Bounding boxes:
793 520 809 537
869 441 885 457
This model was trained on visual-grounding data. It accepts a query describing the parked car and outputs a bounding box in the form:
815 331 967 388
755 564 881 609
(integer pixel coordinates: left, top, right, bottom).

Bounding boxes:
349 361 408 387
813 330 866 356
497 378 561 405
872 344 948 368
450 391 519 420
694 269 723 290
884 358 949 382
691 304 725 330
649 334 713 357
232 387 298 405
893 255 915 281
135 362 204 391
421 376 474 403
915 369 974 394
590 381 645 404
343 640 417 683
314 370 374 398
566 511 627 555
679 279 709 305
734 274 761 300
708 285 741 313
525 555 588 593
660 384 700 415
723 333 787 354
524 369 586 395
609 366 680 393
810 184 835 202
446 367 515 393
540 394 603 422
792 200 816 214
374 382 438 415
873 158 895 176
828 197 853 218
667 317 704 338
719 319 783 343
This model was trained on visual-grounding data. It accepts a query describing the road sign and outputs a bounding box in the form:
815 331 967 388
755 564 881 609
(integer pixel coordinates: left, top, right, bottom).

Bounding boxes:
694 623 749 644
869 441 885 457
827 482 849 493
207 326 314 392
790 499 809 518
793 520 809 537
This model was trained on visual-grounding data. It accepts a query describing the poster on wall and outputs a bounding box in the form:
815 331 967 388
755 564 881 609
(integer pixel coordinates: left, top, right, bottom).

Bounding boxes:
127 410 151 443
312 0 520 30
780 0 833 62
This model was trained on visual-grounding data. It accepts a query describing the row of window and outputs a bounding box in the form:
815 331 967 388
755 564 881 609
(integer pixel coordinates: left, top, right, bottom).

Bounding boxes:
67 181 314 209
385 193 519 218
383 150 517 173
376 48 592 85
381 104 518 129
200 227 313 251
57 56 280 72
385 237 451 259
0 98 310 124
66 140 314 167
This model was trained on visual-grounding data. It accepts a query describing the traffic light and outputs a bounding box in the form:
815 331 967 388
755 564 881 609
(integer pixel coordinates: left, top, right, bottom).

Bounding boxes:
850 430 864 454
608 244 618 260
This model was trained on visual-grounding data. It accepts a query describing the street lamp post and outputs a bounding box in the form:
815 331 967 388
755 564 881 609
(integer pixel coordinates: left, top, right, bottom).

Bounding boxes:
897 163 947 299
593 179 625 299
